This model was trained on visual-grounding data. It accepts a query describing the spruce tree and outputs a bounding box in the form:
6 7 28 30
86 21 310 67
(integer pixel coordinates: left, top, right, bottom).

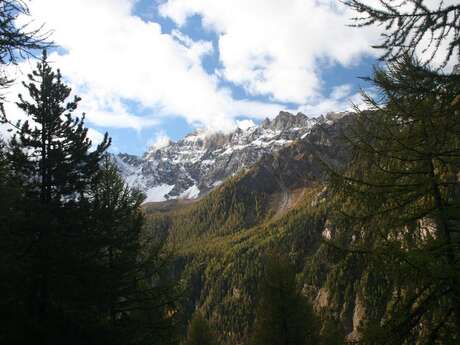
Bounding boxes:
89 157 178 345
327 56 460 344
251 254 319 345
1 51 110 344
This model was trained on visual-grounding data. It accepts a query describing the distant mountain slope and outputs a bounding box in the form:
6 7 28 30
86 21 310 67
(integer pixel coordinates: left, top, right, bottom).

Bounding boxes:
115 111 349 202
140 114 359 344
143 111 352 244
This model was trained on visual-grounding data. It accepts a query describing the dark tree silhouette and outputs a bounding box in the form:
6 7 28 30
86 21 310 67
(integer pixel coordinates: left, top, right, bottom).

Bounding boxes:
251 254 320 345
7 50 110 203
185 312 217 345
344 0 460 67
89 157 179 345
0 51 111 345
327 56 460 344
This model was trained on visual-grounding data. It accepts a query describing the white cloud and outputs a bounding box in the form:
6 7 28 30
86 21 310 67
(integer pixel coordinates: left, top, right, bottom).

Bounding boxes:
160 0 380 104
236 119 256 130
3 0 454 150
11 0 449 152
330 84 353 101
296 83 369 116
87 127 105 146
77 94 159 131
147 131 171 151
21 0 285 134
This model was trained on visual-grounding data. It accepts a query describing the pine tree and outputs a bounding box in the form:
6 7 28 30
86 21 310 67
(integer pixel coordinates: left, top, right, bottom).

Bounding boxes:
0 51 110 344
251 254 319 345
0 50 180 345
327 56 460 344
7 50 110 204
89 157 178 345
185 312 217 345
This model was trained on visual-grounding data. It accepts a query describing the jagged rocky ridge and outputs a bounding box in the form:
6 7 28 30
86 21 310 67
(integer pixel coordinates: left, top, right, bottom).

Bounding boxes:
141 112 359 344
115 111 347 202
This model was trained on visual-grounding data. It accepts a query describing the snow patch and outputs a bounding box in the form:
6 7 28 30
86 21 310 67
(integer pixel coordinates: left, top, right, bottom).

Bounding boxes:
180 185 200 199
144 184 175 203
301 131 310 139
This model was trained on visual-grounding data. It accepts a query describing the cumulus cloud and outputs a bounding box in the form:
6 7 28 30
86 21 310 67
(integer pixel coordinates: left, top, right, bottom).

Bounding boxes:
297 84 360 116
160 0 380 104
21 0 285 134
9 0 437 150
3 0 454 148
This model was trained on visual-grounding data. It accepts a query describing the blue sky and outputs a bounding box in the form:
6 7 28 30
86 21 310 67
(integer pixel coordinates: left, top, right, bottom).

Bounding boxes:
5 0 384 155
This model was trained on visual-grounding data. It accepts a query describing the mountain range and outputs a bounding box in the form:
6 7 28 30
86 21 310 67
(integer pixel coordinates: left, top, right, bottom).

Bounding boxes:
114 111 348 203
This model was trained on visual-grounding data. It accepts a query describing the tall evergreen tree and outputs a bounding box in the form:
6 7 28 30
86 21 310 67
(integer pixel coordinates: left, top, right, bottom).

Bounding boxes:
7 50 110 203
89 158 178 345
251 254 319 345
327 56 460 344
0 51 111 344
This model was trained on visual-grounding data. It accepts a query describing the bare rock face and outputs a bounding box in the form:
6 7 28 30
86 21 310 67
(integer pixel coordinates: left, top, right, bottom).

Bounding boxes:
347 295 367 342
315 288 330 309
114 111 350 203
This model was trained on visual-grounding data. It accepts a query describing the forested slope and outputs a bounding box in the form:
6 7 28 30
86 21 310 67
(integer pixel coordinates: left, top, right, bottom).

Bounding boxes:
141 116 360 344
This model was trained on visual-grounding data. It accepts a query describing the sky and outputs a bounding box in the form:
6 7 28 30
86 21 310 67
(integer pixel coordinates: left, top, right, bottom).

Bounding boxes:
1 0 455 155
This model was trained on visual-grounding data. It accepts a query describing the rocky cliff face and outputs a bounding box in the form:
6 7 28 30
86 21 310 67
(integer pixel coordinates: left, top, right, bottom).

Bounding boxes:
115 111 348 203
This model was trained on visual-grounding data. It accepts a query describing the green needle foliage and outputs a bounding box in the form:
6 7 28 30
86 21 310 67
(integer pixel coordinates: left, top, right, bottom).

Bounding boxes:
328 56 460 344
185 312 218 345
89 157 179 345
6 50 110 203
0 0 50 65
0 52 177 345
0 51 110 344
251 254 320 345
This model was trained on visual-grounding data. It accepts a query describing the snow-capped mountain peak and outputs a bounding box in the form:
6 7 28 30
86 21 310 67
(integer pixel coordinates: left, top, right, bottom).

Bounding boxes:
115 111 334 203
